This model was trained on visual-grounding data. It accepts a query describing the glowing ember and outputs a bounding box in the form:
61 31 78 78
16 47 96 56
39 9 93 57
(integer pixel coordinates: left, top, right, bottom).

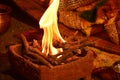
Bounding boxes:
39 0 65 56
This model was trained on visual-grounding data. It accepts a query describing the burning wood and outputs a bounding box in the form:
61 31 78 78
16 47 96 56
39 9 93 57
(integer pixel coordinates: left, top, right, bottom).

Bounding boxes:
20 31 94 66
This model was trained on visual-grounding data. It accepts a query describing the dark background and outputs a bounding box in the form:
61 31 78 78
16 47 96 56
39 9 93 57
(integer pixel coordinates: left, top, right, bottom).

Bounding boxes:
0 0 39 26
0 0 37 80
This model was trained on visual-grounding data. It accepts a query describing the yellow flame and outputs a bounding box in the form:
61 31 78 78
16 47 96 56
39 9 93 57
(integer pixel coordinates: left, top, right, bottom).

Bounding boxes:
39 0 65 56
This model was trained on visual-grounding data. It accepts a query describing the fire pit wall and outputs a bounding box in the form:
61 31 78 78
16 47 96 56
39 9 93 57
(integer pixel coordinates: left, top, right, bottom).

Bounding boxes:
8 44 94 80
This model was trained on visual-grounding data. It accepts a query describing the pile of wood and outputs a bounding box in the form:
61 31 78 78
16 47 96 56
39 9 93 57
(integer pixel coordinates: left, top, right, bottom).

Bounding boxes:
20 31 94 67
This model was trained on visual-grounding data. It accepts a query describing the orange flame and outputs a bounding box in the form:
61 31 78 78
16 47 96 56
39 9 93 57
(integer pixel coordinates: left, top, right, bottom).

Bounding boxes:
39 0 65 56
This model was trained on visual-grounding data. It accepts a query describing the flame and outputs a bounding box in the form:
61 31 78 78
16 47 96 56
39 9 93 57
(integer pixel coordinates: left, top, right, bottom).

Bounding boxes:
39 0 65 56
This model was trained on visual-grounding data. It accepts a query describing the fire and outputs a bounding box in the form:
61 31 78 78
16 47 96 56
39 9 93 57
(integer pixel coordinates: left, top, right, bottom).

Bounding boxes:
39 0 66 56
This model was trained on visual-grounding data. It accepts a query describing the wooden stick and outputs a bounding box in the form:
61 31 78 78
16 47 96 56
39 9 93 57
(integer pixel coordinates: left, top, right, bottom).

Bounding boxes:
20 34 29 50
20 34 53 68
87 37 120 55
23 50 53 68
